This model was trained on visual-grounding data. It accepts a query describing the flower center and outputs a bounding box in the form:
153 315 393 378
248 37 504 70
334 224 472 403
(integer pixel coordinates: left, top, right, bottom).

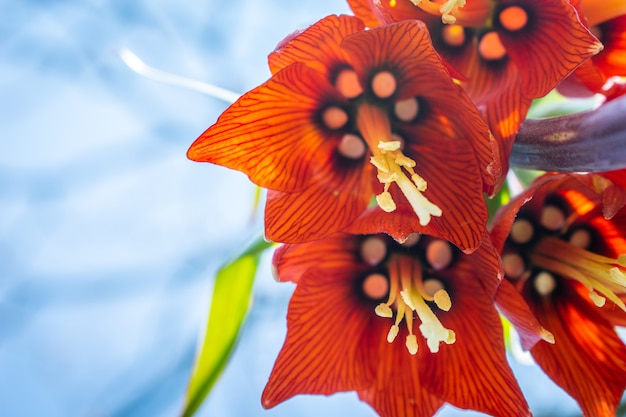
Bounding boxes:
356 101 442 226
394 97 420 122
499 6 528 32
361 236 388 266
502 252 526 279
441 24 466 47
510 218 534 244
531 236 626 310
478 31 507 61
540 205 565 231
321 106 348 130
363 273 390 300
533 271 557 296
425 239 453 270
334 68 363 99
569 228 592 249
371 71 397 99
338 133 367 160
374 254 456 355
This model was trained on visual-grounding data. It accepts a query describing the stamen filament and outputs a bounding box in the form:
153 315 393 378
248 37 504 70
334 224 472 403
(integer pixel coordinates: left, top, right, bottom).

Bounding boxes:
356 103 442 226
532 237 626 311
375 255 455 355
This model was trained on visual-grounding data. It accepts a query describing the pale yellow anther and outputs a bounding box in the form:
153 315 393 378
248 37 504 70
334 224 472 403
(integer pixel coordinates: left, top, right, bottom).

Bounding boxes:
420 320 452 353
411 174 427 192
433 289 452 311
378 140 401 152
445 329 456 344
589 291 606 308
395 153 416 168
377 171 398 184
609 267 626 286
541 328 556 344
375 303 393 318
370 155 390 173
400 289 417 311
410 0 466 24
406 335 419 355
377 191 397 212
387 324 400 343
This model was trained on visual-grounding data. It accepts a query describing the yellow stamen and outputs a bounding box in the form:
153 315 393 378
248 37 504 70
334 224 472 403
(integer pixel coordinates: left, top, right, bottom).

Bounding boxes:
532 237 626 311
376 256 455 355
410 0 466 24
356 103 442 226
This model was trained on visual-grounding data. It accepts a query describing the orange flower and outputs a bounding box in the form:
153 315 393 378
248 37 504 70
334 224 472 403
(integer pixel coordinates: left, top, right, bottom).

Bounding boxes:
491 173 626 416
263 228 529 417
347 0 601 190
188 15 497 249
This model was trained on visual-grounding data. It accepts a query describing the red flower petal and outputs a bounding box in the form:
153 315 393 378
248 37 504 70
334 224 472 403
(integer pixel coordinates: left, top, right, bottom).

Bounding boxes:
345 0 387 28
261 267 377 408
358 338 445 417
264 155 373 243
495 278 553 350
498 0 601 99
269 15 364 76
341 19 499 192
345 186 489 256
419 260 530 417
489 173 567 252
272 234 360 284
591 15 626 80
529 282 626 417
188 63 345 192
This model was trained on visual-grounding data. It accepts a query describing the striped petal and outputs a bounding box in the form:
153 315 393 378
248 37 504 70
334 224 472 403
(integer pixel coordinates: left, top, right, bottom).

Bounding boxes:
269 14 364 76
264 154 373 243
261 267 378 408
419 260 530 417
341 19 499 192
528 281 626 417
188 63 346 192
272 234 361 284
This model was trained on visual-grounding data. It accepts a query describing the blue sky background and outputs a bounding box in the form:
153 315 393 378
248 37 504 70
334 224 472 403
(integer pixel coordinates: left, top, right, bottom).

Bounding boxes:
0 1 600 416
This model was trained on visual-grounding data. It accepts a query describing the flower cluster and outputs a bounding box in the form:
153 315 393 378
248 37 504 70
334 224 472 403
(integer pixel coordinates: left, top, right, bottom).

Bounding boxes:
189 1 626 416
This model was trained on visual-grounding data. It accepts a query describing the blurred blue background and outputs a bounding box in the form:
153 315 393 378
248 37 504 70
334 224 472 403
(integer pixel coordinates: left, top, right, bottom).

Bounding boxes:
0 1 592 416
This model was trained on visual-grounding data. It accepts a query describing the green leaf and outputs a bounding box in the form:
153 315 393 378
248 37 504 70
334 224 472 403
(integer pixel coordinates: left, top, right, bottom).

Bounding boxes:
181 234 273 417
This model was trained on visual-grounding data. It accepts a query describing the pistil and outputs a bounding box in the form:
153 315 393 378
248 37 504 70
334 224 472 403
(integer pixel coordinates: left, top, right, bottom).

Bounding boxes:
532 237 626 310
356 103 442 226
375 256 455 354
